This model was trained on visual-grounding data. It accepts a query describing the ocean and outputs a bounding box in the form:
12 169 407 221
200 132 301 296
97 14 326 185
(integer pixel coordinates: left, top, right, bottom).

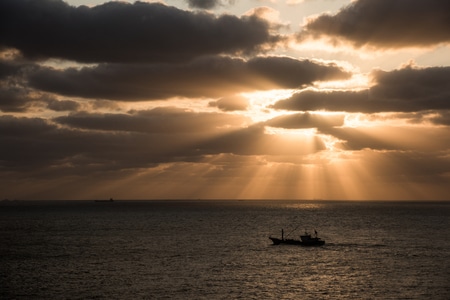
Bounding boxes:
1 200 449 299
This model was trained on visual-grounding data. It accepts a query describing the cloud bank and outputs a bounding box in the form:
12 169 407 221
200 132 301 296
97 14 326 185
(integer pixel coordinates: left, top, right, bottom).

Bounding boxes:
299 0 450 49
1 0 449 200
26 56 351 101
0 0 279 63
272 65 450 113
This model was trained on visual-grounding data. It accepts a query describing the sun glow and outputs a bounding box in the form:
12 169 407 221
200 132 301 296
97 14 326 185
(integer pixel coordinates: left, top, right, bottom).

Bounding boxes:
265 126 317 138
315 73 370 90
241 89 295 122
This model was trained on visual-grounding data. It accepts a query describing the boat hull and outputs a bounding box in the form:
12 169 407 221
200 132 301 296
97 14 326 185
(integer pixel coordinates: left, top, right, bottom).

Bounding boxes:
269 237 325 247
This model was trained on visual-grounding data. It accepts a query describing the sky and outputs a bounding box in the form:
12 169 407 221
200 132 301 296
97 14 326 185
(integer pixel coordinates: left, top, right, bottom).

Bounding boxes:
1 0 449 200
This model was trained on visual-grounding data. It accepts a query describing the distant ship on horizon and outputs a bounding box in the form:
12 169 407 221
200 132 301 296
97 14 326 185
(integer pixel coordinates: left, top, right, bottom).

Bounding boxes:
94 198 114 203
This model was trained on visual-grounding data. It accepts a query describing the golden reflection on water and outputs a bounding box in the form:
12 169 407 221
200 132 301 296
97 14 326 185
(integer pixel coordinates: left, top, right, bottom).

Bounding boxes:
283 202 325 209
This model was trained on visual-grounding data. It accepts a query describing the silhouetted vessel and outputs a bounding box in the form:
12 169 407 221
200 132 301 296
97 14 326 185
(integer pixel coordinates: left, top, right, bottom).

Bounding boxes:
94 198 114 203
269 229 325 246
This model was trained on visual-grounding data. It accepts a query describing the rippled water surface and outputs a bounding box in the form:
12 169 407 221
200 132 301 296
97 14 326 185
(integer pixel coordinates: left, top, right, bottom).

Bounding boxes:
1 200 449 299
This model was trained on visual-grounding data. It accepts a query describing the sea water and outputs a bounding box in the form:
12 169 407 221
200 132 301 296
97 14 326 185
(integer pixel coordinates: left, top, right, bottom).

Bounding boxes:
1 200 449 299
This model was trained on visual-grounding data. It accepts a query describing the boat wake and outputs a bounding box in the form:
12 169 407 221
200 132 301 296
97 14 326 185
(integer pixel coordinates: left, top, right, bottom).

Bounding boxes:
324 243 387 249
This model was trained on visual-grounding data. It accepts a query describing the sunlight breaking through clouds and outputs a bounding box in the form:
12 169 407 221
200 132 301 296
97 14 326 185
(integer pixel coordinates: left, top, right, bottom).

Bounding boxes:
1 0 449 200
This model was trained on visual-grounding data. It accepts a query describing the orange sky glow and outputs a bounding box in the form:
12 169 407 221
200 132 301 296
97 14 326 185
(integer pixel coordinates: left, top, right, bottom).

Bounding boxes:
0 0 449 200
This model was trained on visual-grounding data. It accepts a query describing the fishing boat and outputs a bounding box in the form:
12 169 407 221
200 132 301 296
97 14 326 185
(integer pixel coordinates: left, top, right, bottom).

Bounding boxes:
269 229 325 246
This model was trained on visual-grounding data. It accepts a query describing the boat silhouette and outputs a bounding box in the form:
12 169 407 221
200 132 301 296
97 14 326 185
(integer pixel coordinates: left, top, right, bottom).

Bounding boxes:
269 229 325 246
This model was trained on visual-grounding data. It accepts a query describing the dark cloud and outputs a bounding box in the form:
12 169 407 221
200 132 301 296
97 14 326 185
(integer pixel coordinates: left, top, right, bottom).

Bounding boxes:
0 115 55 138
0 114 209 170
187 0 235 9
55 107 248 134
272 66 450 113
1 58 82 111
0 86 30 112
429 111 450 126
265 112 344 129
0 116 78 168
298 0 450 49
209 95 249 111
365 111 450 126
272 90 369 112
318 126 450 152
370 66 450 106
28 56 351 100
0 0 280 63
247 56 350 87
394 110 450 126
0 60 21 80
0 57 39 112
46 99 81 112
0 82 80 112
0 111 325 173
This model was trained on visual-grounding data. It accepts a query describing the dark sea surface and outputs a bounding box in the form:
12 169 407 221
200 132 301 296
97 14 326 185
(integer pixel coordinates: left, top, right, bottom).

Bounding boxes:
1 200 449 299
